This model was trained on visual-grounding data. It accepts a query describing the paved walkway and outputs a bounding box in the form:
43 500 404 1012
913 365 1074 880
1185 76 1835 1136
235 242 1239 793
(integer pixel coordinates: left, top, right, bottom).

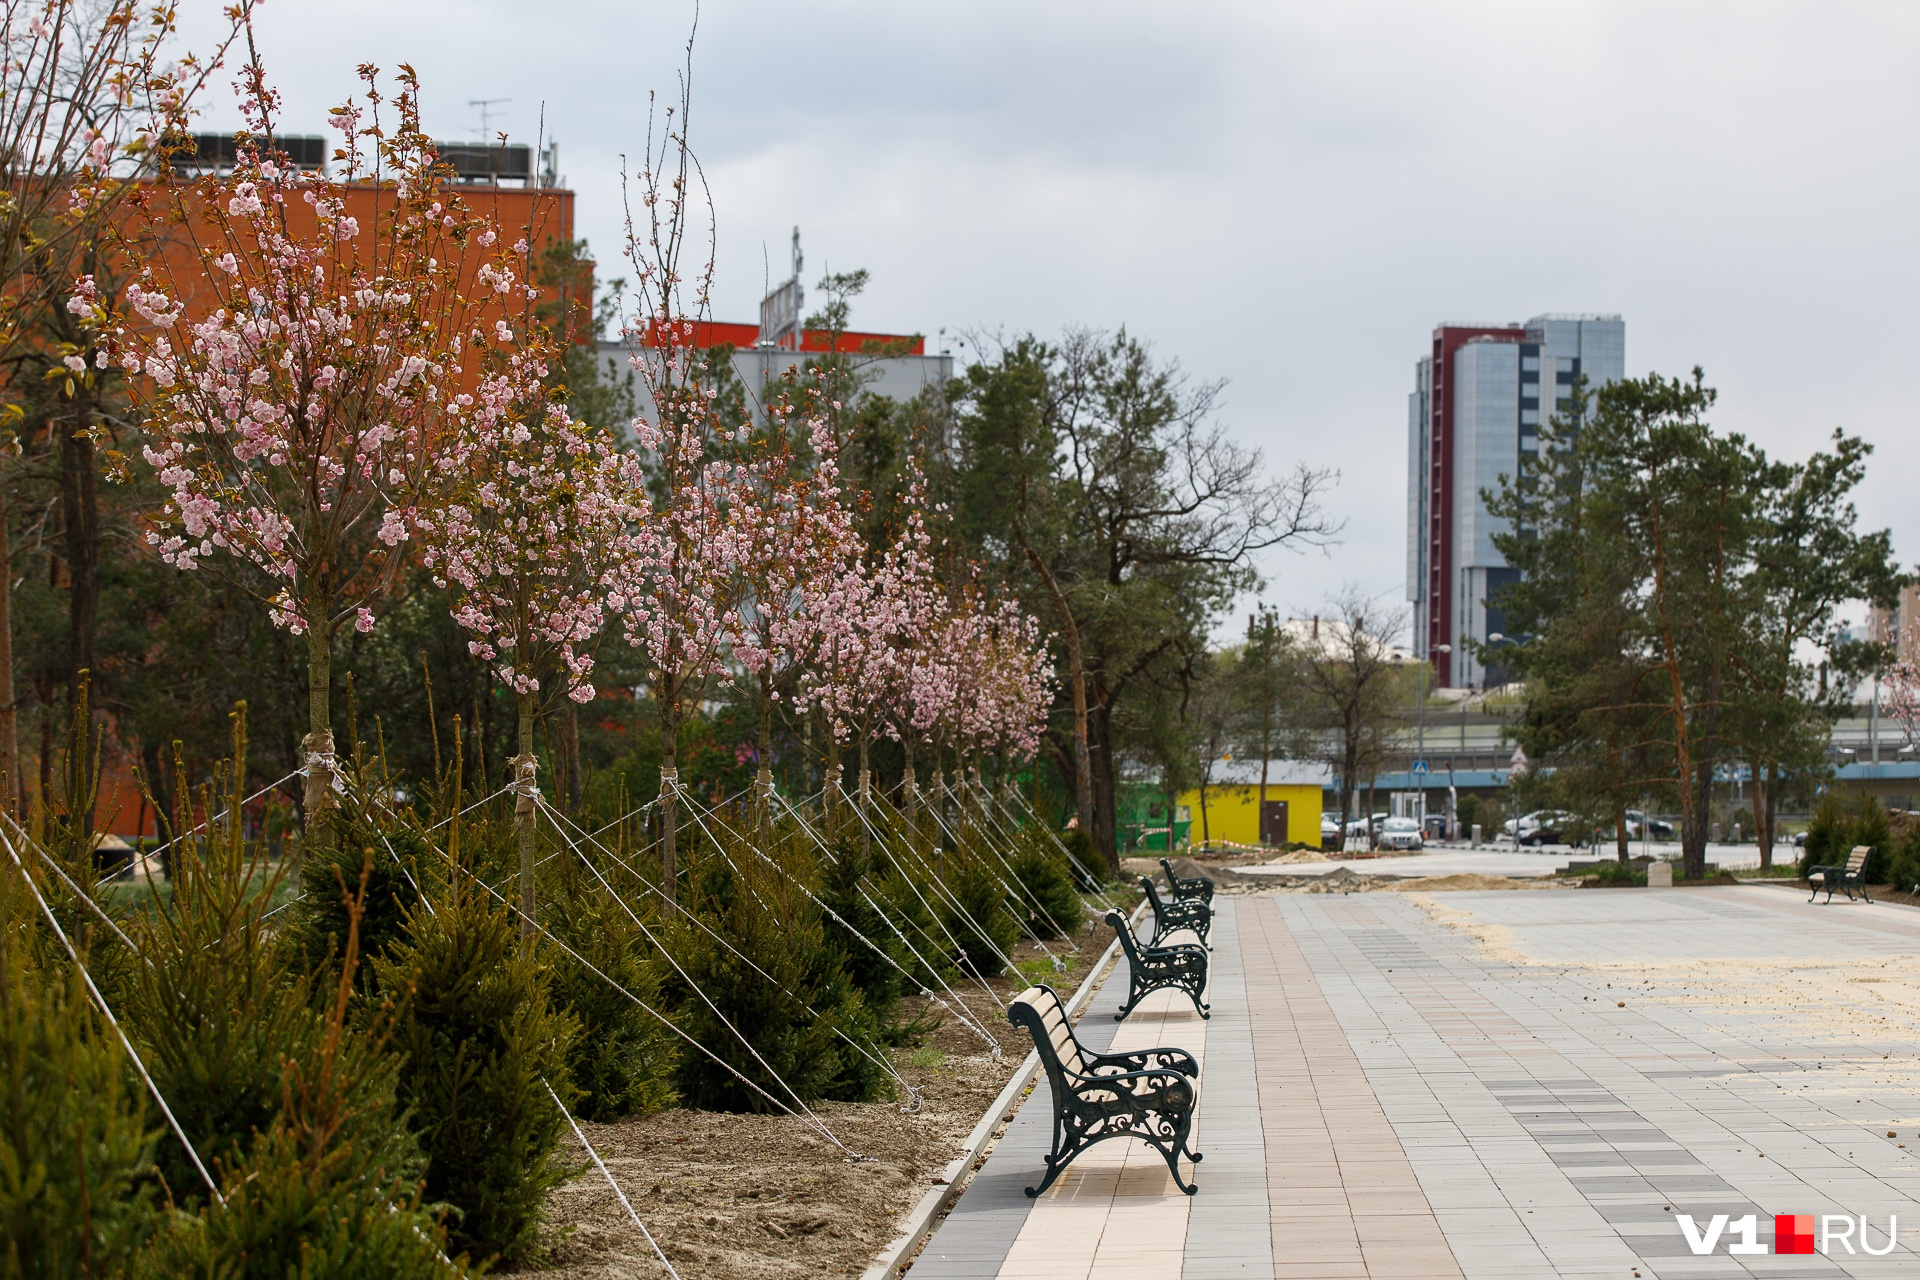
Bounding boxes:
912 887 1920 1278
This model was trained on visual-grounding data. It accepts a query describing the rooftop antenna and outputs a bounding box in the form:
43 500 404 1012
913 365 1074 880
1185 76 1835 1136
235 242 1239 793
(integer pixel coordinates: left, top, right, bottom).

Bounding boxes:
791 226 803 284
469 97 511 138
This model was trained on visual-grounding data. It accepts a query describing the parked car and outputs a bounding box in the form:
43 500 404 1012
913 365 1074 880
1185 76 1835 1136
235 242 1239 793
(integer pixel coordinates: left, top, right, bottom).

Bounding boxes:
1509 809 1576 846
1377 817 1424 851
1623 809 1675 840
1345 812 1389 841
1320 816 1343 844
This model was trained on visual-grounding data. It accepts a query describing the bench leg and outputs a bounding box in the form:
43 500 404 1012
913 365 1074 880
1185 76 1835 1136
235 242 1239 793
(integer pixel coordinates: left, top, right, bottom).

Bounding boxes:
1156 1122 1201 1195
1026 1115 1080 1198
1161 1146 1198 1195
1024 1151 1070 1199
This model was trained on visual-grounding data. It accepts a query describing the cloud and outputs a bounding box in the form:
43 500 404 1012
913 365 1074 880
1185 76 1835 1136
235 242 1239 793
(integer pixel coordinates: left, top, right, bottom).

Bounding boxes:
179 0 1920 629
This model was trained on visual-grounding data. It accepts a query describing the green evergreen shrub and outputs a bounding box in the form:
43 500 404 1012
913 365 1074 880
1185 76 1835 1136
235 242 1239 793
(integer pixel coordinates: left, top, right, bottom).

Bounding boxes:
127 833 320 1207
374 881 578 1266
140 945 447 1280
125 783 445 1278
1455 794 1482 835
938 849 1018 978
1800 793 1893 881
1799 791 1848 875
1852 798 1893 883
1883 840 1920 894
1058 828 1105 889
290 812 434 973
1008 830 1083 939
0 880 159 1279
818 836 908 1014
667 836 889 1111
545 874 678 1122
869 859 958 994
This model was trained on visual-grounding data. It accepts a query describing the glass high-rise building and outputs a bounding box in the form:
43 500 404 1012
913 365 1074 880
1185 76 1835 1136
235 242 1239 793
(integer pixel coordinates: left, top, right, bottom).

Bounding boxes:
1406 314 1624 687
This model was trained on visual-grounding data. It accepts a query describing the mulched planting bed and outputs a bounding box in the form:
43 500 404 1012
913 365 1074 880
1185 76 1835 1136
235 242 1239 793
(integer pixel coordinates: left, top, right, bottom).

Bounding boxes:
529 930 1113 1279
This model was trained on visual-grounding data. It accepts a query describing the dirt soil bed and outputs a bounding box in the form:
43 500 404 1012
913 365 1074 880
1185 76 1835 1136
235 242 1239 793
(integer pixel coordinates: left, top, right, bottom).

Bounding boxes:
528 929 1112 1279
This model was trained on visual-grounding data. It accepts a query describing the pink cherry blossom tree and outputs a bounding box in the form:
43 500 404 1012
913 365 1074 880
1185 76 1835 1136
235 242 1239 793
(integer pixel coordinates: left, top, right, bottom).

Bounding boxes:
1884 620 1920 752
612 381 755 899
726 392 858 826
85 64 514 840
799 502 926 848
797 548 882 837
421 319 645 932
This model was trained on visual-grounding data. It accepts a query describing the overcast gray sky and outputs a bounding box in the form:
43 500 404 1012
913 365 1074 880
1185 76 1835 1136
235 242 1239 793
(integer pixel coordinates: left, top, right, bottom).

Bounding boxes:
190 1 1920 633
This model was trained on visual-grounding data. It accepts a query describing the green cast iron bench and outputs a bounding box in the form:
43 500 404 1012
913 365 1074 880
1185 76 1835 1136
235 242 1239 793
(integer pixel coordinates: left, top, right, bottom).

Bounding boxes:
1104 909 1209 1021
1138 875 1212 948
1807 845 1872 903
1160 857 1215 905
1007 984 1202 1197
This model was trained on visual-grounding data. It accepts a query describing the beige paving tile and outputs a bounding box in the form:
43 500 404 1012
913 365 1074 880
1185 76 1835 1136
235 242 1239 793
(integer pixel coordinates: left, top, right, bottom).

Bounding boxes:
1241 896 1466 1280
997 985 1207 1280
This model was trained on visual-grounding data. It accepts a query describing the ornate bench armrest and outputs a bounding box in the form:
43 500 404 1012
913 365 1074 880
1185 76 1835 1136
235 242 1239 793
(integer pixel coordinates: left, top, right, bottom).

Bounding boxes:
1068 1065 1195 1103
1086 1046 1200 1077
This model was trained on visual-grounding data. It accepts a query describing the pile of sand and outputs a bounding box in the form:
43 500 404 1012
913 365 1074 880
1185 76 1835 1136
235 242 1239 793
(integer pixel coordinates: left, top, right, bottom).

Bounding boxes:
1380 873 1561 892
1259 848 1331 865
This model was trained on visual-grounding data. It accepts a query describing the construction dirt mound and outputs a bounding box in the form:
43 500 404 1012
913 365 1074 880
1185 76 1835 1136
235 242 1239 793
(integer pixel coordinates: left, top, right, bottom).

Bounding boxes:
1121 855 1266 891
1380 873 1561 892
1163 855 1257 886
1258 848 1328 865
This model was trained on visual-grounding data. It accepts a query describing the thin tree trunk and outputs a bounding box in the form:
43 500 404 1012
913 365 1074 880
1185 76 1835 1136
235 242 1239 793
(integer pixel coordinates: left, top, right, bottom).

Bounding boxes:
300 588 336 863
511 691 538 939
1198 770 1210 845
61 414 99 839
756 675 774 837
825 731 842 839
858 733 871 859
0 486 15 819
902 737 918 829
659 697 680 905
1648 510 1701 882
1615 808 1629 861
563 705 583 809
37 691 53 816
1089 701 1119 869
1681 679 1719 880
1018 533 1095 854
1755 766 1774 869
